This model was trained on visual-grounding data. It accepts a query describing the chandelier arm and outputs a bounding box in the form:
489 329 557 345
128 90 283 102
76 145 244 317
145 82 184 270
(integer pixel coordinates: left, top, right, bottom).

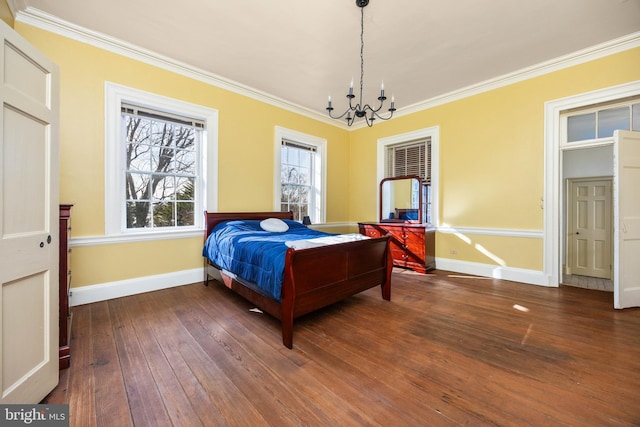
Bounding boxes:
327 106 356 120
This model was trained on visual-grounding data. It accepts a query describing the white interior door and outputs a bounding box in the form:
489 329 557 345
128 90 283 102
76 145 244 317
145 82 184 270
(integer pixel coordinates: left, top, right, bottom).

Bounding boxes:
0 20 60 402
567 178 612 279
613 130 640 309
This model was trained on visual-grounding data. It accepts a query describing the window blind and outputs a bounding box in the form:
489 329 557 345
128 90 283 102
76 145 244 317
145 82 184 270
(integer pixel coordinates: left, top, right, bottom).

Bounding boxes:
386 138 431 183
121 103 205 129
282 138 317 152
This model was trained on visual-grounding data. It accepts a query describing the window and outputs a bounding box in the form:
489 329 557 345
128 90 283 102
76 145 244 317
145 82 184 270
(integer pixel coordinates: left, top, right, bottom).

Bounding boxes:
565 98 640 143
377 126 439 226
122 104 202 229
274 127 326 223
105 83 218 239
386 139 432 223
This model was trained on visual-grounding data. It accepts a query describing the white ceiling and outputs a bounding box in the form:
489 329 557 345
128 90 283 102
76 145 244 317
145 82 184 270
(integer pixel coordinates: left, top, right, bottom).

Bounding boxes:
10 0 640 121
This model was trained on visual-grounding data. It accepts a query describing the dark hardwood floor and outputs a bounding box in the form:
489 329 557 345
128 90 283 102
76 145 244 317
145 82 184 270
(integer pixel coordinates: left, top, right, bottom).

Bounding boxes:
44 269 640 426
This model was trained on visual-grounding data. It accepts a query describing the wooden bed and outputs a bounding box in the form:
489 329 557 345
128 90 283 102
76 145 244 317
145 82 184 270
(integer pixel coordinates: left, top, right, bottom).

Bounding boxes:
203 211 393 349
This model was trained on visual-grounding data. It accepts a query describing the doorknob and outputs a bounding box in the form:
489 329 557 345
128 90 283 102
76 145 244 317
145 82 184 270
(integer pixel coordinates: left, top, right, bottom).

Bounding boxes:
576 232 579 235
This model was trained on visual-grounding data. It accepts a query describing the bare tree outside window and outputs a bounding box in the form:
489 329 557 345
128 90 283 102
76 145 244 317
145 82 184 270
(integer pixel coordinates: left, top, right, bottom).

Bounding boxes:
123 113 199 229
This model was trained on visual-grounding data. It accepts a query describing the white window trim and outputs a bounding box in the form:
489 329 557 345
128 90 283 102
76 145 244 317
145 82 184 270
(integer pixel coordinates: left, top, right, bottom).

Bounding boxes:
274 126 327 223
377 126 440 226
105 82 218 241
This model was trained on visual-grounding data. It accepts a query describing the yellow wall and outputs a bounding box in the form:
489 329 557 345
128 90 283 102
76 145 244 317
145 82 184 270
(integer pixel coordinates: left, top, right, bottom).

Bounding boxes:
15 23 350 287
350 47 640 270
13 20 640 288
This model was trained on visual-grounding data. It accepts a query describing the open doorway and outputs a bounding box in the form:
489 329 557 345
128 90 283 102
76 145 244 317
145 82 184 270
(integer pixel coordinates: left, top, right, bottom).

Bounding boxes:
562 147 614 292
546 83 640 308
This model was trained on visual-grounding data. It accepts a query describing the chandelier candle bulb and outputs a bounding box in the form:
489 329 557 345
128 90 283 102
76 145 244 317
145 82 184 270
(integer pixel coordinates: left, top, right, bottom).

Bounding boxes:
327 95 332 109
380 81 384 98
349 77 354 96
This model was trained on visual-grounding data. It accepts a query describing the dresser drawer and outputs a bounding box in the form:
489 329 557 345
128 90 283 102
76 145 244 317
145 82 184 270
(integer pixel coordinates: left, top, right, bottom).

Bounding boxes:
358 223 385 238
359 222 434 274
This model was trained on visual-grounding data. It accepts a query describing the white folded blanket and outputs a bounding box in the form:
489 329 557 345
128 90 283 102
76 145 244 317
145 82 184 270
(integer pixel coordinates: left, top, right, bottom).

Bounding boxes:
285 233 370 250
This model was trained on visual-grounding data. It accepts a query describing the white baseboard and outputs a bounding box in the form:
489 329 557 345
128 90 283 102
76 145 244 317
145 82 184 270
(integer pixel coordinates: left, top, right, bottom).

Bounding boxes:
69 268 205 306
69 258 552 307
435 257 552 287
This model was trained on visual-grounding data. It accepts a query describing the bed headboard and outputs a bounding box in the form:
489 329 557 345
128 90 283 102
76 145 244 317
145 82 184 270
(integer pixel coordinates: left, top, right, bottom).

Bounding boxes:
204 211 294 239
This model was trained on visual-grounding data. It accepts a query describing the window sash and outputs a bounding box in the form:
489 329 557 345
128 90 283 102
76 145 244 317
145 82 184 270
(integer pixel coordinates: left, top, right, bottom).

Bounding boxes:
121 106 201 230
280 139 316 221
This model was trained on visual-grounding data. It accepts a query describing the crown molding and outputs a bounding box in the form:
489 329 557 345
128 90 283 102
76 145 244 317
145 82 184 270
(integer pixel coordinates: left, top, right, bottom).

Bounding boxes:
15 7 347 129
395 31 640 119
14 7 640 132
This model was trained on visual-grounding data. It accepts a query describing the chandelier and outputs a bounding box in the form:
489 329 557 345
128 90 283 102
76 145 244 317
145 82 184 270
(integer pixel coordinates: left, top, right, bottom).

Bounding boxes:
326 0 395 127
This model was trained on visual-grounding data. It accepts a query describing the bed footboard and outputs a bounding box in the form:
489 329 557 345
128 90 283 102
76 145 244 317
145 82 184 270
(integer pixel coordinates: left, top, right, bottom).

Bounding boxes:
280 235 392 348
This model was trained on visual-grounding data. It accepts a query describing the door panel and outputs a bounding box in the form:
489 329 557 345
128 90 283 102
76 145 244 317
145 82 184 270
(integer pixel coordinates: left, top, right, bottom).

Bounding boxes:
568 178 612 279
0 20 59 403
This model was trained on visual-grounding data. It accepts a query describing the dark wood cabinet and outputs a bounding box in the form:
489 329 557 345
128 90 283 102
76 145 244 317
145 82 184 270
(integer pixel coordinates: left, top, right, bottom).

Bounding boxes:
59 204 73 369
359 222 435 273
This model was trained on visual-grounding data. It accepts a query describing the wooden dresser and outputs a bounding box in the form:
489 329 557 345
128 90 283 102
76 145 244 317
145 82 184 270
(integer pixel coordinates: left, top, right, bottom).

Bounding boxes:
359 222 435 273
59 204 73 369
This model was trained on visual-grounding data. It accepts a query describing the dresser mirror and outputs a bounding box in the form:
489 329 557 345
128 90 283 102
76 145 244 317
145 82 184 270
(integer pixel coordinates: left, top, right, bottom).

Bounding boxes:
379 175 425 223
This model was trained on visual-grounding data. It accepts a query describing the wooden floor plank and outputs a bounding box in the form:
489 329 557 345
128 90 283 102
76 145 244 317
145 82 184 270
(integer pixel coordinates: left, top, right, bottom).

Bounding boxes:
64 304 97 427
89 301 133 427
108 297 173 426
46 270 640 426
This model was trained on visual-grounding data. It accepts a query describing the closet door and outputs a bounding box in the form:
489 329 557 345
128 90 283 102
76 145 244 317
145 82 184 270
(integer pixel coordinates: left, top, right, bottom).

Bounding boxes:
0 19 60 403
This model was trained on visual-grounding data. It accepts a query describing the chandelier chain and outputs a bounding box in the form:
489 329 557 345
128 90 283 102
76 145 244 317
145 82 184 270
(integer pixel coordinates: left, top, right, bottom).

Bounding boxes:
359 4 365 108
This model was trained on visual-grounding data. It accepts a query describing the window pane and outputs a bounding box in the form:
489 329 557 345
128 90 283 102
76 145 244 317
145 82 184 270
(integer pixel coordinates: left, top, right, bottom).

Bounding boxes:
632 104 640 132
126 172 150 200
175 148 196 174
176 177 195 201
151 121 174 147
153 201 174 227
567 113 596 142
127 201 150 228
127 143 151 171
155 147 175 172
177 201 194 226
125 116 150 144
152 175 175 201
598 106 629 138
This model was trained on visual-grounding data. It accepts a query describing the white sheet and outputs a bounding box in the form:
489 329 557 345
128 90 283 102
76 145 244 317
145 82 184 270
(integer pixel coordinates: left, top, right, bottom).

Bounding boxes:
285 233 370 250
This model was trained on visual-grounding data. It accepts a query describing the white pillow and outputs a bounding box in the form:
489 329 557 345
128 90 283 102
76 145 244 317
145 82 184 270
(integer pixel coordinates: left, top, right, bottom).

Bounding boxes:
260 217 289 232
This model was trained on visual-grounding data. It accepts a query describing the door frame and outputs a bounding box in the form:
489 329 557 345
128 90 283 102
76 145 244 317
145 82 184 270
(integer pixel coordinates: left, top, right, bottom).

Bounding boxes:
544 81 640 288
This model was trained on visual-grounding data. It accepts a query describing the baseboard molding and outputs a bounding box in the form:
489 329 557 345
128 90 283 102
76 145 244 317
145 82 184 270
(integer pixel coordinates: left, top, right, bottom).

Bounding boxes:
435 257 552 287
69 268 204 306
69 258 551 307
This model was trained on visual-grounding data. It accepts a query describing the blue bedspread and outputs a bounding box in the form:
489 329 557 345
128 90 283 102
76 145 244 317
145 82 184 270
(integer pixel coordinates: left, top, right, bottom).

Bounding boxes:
202 219 334 301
